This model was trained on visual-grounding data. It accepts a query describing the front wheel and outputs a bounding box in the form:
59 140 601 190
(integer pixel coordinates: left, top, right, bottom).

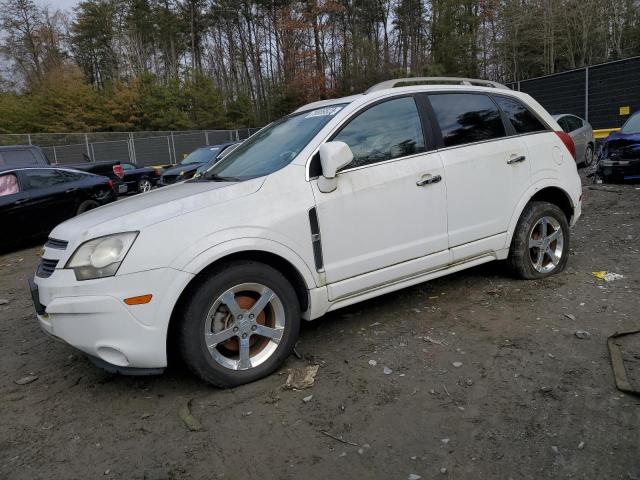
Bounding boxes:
508 201 570 279
177 261 301 387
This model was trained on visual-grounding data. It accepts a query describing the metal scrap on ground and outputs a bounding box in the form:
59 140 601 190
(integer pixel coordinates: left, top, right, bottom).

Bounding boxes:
284 364 319 390
608 329 640 395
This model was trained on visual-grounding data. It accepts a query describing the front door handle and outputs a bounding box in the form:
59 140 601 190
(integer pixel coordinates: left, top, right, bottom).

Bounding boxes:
416 175 442 186
507 155 526 165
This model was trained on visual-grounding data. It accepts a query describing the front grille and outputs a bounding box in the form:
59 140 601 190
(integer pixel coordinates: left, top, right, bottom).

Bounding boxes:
45 238 68 250
36 258 58 278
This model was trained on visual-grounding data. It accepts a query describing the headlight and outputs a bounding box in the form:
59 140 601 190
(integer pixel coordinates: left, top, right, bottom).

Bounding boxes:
66 232 138 280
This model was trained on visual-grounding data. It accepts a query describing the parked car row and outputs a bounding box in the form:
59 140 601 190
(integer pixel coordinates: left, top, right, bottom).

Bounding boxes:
594 110 640 183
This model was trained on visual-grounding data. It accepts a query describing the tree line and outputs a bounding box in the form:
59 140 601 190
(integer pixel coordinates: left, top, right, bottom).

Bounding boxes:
1 0 639 134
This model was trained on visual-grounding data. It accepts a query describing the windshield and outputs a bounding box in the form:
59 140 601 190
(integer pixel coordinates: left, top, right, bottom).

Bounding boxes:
182 147 220 165
203 105 345 181
621 112 640 134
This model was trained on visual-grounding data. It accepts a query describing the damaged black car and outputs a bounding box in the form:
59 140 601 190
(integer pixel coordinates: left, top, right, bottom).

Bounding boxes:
595 111 640 183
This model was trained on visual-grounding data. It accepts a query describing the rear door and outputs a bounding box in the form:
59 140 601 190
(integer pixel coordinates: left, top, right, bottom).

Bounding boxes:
427 92 531 261
19 169 77 236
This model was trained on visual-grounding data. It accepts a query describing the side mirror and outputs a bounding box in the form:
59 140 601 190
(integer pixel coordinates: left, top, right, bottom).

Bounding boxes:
317 141 353 193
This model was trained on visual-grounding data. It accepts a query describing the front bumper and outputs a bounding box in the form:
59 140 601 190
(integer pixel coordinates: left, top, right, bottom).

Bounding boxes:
596 158 640 181
32 267 194 370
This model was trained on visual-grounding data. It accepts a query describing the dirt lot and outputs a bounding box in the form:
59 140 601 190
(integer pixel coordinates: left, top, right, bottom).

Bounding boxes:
1 180 639 480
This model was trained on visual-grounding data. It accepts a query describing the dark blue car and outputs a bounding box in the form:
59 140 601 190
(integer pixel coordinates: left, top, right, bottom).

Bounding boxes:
159 142 238 186
596 111 640 182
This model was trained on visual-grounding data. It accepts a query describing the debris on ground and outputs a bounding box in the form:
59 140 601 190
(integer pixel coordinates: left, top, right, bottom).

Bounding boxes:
383 366 393 375
320 430 359 447
452 362 463 368
178 399 203 432
0 298 9 305
368 359 377 366
422 336 447 346
575 330 591 340
15 375 38 385
592 271 624 281
284 364 319 390
564 313 576 321
408 474 422 480
607 329 640 395
302 395 313 403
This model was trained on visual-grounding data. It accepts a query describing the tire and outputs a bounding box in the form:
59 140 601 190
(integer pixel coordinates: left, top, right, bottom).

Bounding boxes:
137 178 152 193
508 201 570 280
76 199 100 215
583 144 594 167
177 261 301 387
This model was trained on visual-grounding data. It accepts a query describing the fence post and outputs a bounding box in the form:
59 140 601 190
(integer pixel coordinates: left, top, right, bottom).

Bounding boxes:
170 132 177 164
584 66 590 122
27 134 32 145
166 136 172 164
91 143 95 161
85 134 91 161
53 146 58 164
517 81 521 92
129 133 137 164
205 131 209 145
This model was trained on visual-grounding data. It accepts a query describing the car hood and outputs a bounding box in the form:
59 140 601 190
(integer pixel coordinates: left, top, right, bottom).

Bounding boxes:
50 178 265 242
162 163 202 177
601 132 640 160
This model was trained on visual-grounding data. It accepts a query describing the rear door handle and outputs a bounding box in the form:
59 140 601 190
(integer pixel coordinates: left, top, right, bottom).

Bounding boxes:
416 174 442 186
507 155 526 165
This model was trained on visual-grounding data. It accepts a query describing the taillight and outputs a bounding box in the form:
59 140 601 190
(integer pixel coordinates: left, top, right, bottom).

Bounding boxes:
113 164 124 178
108 179 114 189
555 131 576 161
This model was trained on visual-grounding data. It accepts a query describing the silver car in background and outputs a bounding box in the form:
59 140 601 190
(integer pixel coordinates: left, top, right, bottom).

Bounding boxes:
553 114 595 167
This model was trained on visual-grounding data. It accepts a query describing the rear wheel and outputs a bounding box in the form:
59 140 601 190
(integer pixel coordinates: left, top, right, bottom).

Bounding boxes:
137 178 152 193
177 261 301 387
508 201 570 279
583 144 594 167
76 199 100 215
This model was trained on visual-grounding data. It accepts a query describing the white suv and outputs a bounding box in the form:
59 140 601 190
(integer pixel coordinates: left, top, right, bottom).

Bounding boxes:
31 78 582 386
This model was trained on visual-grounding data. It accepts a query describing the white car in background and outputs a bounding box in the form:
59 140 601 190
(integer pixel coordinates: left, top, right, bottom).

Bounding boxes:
553 114 595 167
31 77 582 387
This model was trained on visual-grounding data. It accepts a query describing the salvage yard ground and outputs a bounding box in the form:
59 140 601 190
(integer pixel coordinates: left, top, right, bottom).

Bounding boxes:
1 176 639 480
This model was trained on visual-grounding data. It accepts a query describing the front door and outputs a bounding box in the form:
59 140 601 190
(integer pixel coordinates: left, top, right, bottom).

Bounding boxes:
311 96 449 300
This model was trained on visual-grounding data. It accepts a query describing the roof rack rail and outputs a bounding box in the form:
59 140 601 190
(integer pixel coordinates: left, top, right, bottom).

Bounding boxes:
365 77 510 94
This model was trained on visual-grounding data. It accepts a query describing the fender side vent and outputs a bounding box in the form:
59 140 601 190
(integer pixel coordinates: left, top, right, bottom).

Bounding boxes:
308 207 324 271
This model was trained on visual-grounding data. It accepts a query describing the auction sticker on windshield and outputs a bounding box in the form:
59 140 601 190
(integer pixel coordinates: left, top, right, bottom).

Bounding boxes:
305 106 343 118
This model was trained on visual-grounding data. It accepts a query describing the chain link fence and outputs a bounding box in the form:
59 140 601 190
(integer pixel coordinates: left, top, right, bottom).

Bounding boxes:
0 128 261 167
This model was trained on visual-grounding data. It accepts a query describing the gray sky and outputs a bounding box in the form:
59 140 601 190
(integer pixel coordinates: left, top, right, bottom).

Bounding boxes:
49 0 79 12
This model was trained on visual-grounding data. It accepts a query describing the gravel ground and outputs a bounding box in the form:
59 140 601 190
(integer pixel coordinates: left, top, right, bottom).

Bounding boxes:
1 180 639 480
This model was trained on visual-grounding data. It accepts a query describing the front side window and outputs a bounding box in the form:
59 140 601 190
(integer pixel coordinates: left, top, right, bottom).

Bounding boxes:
0 173 19 197
621 112 640 134
429 93 505 148
495 96 547 134
23 169 67 190
204 104 345 181
333 97 425 170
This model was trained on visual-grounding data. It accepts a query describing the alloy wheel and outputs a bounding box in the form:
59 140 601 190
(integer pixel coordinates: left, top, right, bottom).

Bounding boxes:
204 283 285 370
139 179 152 193
528 216 564 273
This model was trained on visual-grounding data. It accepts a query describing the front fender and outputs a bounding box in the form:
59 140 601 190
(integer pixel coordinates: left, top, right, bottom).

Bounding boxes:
175 234 318 289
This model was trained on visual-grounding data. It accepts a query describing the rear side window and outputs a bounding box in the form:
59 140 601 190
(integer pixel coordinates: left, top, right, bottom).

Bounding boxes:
495 97 547 134
23 169 67 190
567 116 583 131
428 94 505 148
333 97 425 170
0 149 37 167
